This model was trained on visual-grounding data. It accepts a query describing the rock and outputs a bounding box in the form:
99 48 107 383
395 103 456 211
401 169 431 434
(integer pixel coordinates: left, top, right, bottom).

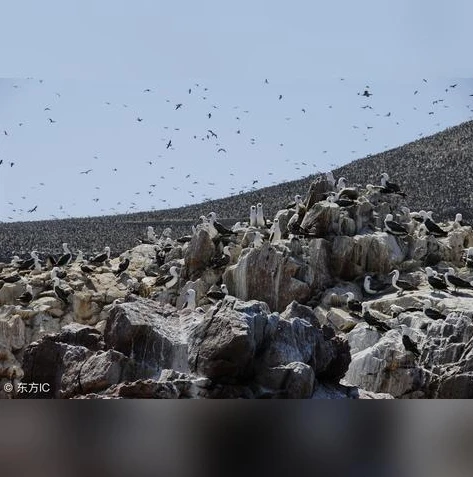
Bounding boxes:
305 176 332 210
72 290 102 324
182 229 216 281
331 232 406 280
0 282 26 305
301 202 340 237
257 362 315 398
104 298 196 377
223 242 310 312
0 314 26 351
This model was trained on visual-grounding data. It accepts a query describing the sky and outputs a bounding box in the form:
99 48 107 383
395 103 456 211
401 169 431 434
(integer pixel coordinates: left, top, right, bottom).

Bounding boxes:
0 0 472 222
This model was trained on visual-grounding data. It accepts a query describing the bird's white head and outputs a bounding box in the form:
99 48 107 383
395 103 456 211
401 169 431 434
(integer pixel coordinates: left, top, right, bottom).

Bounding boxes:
385 214 393 222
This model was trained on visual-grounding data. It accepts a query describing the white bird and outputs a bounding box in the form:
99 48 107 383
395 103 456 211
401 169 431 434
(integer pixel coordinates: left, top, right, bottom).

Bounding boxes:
253 231 264 248
336 177 347 191
147 226 157 242
326 171 336 187
249 205 257 227
269 218 281 243
182 288 196 310
256 203 265 227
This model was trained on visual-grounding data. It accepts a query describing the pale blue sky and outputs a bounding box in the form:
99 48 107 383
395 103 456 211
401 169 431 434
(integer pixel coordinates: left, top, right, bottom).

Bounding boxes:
0 1 472 221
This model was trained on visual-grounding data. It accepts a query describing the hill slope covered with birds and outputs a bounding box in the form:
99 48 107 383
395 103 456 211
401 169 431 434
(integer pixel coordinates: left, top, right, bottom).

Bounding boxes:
1 119 472 260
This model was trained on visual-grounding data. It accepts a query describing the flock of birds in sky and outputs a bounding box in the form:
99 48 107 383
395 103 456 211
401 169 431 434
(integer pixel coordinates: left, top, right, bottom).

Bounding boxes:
1 77 473 222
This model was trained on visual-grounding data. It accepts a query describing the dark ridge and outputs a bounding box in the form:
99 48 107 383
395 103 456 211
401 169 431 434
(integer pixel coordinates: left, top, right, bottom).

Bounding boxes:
1 120 472 261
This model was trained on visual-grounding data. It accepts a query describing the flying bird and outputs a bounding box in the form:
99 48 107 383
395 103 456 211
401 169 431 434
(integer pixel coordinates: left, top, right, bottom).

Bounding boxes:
80 169 93 174
27 205 38 213
166 140 172 149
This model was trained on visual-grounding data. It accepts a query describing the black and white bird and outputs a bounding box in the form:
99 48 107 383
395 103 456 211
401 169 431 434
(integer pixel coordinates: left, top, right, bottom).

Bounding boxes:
363 275 391 295
17 284 33 306
53 277 71 304
384 214 408 236
336 177 348 191
0 272 22 283
422 299 447 320
56 243 72 267
207 212 237 236
390 270 418 296
453 213 471 229
444 267 473 293
420 211 448 237
51 267 67 280
206 284 229 301
211 246 233 268
182 288 197 310
380 172 402 194
18 251 40 271
464 247 473 268
425 267 450 292
344 292 362 313
89 246 111 265
155 266 179 289
113 251 131 276
361 303 391 332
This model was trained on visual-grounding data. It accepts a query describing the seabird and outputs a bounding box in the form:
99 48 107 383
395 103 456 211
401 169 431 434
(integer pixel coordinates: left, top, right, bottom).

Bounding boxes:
344 292 362 313
256 203 266 227
420 211 448 237
425 267 449 292
51 267 67 280
182 288 197 310
269 218 282 243
56 243 72 267
155 266 179 288
113 252 131 276
464 247 473 268
53 277 71 304
336 177 347 191
384 214 409 235
422 299 446 320
211 246 232 268
17 284 33 306
380 172 402 193
361 303 391 332
249 205 257 227
19 251 40 271
89 246 111 265
444 267 473 293
363 276 391 295
402 334 421 358
453 213 470 229
390 270 418 296
252 231 264 248
147 226 157 243
206 284 229 301
325 171 336 187
0 272 22 283
207 212 237 235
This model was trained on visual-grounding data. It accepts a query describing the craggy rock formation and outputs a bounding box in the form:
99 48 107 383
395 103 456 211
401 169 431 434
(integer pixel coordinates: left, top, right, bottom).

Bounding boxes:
2 163 473 399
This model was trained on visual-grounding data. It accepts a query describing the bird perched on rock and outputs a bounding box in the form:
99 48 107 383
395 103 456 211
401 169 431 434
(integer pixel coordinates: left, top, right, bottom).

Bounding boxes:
206 284 229 301
18 251 40 271
211 246 233 268
452 213 471 229
361 303 391 332
390 270 418 296
56 243 73 267
113 251 131 276
402 333 421 358
425 267 450 293
384 214 408 236
380 172 403 194
0 272 22 283
249 205 257 227
182 288 196 310
363 275 391 295
256 203 267 227
17 284 33 306
207 212 237 236
343 292 362 313
444 267 473 293
89 246 111 265
53 277 71 304
464 247 473 268
422 299 446 320
420 211 448 237
51 267 67 280
155 266 179 289
269 218 282 243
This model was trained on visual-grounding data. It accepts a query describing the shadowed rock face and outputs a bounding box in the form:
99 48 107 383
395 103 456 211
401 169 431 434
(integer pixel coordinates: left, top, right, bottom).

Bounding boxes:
183 229 216 281
222 242 310 312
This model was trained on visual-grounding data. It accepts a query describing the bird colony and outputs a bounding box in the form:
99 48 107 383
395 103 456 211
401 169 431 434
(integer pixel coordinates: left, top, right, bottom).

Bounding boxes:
1 171 473 399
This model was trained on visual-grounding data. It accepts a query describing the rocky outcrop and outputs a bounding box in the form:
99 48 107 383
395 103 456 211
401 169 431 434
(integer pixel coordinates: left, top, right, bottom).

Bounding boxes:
223 242 310 312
